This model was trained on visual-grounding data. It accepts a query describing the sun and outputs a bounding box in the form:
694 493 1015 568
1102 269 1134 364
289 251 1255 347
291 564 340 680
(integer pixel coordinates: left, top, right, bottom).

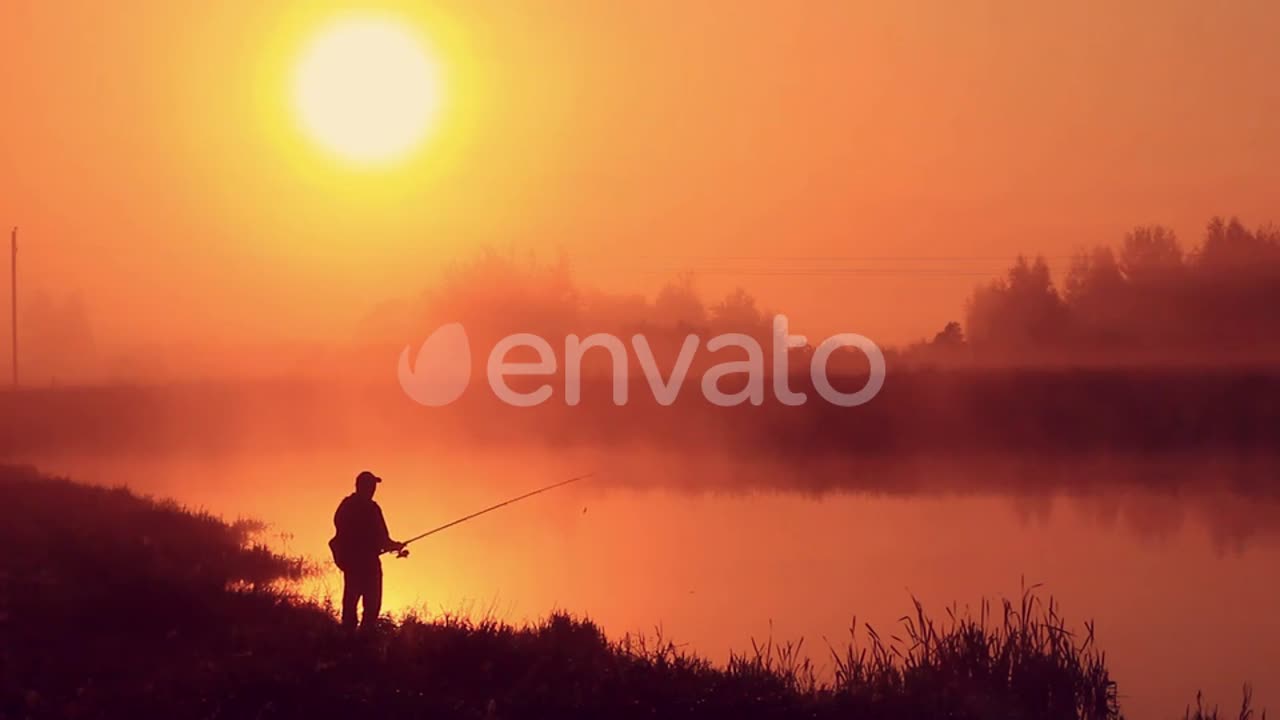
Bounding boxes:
293 17 441 165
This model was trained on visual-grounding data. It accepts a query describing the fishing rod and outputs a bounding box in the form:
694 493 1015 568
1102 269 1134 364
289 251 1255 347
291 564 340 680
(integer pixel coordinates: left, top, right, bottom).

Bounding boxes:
389 471 596 557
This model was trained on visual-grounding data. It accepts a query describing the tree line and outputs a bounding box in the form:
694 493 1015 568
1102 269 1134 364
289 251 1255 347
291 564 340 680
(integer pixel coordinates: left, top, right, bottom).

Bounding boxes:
909 216 1280 364
402 215 1279 366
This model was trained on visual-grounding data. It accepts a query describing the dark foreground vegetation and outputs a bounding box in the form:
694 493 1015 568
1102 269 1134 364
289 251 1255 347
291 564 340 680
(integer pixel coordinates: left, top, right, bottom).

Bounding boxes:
0 465 1260 719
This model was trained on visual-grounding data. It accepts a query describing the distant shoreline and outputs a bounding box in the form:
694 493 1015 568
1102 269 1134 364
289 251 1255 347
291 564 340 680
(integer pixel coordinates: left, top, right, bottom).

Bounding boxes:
4 367 1278 458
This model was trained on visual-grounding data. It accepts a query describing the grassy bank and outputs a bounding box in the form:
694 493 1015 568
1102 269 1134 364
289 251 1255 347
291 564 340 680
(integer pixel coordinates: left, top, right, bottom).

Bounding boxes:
0 465 1253 719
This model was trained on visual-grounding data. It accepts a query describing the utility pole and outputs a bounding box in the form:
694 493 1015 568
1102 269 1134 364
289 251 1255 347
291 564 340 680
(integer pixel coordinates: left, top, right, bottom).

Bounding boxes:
10 227 16 389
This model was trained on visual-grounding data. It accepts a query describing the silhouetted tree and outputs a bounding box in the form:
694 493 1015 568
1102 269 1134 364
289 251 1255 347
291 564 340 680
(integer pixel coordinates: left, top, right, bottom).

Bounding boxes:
932 321 965 348
962 217 1280 361
653 273 707 331
965 256 1067 356
1063 247 1129 348
709 287 766 336
1184 216 1280 348
1197 216 1277 271
1119 225 1182 283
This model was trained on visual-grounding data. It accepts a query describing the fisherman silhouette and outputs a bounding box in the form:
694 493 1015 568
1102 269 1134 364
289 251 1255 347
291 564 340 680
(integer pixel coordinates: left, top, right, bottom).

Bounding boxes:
330 471 405 632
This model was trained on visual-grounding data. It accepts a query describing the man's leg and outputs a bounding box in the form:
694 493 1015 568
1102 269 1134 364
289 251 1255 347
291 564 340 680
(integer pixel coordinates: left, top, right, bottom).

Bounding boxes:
360 563 383 630
341 570 361 630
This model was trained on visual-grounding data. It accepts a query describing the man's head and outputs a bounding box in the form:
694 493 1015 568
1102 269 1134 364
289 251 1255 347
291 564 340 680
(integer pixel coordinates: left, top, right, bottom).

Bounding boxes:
355 470 381 499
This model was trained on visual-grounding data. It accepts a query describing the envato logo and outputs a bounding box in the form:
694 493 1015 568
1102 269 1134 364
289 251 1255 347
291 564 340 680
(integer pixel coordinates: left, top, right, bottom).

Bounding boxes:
398 316 884 408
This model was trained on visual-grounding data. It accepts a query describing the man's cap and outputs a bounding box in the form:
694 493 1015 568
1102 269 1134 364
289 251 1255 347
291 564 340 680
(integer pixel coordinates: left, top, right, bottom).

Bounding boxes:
355 470 382 486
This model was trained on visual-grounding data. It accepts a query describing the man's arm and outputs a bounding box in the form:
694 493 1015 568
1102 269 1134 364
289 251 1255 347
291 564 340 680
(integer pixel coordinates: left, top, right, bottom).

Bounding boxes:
375 505 405 552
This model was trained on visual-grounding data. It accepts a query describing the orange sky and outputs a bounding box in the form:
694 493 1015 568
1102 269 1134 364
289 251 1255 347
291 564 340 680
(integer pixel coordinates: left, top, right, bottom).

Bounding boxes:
1 0 1277 375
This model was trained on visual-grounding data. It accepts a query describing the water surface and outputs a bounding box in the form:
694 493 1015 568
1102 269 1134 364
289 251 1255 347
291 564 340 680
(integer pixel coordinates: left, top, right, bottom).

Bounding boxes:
27 448 1280 718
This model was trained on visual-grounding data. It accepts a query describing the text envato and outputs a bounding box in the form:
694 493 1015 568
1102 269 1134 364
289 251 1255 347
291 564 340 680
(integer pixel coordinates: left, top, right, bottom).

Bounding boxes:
398 315 885 408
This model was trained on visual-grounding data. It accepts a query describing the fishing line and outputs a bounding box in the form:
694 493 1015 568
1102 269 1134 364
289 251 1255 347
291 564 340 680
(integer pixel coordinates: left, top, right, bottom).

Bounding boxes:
391 471 596 555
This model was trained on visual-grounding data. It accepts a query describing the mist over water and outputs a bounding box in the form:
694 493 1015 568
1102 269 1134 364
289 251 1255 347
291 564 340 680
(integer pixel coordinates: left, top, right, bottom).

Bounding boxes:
20 444 1280 719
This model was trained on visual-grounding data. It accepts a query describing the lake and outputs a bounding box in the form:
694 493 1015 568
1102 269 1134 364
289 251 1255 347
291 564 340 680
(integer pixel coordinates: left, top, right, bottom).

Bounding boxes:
23 447 1280 719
